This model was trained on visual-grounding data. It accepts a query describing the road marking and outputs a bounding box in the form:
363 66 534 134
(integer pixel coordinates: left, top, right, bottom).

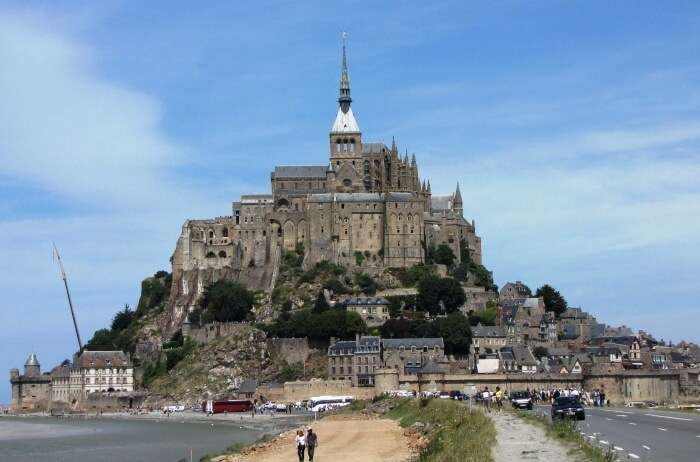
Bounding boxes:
615 414 628 418
614 446 624 451
628 422 637 426
600 440 609 445
657 427 667 432
645 413 693 421
628 454 640 460
603 409 633 414
642 445 651 450
606 417 612 421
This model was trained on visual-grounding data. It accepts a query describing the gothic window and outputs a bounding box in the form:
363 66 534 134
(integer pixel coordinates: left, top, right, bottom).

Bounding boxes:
208 230 214 238
206 251 216 258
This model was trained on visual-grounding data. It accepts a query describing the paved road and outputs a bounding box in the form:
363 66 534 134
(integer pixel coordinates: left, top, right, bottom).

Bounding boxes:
534 405 700 461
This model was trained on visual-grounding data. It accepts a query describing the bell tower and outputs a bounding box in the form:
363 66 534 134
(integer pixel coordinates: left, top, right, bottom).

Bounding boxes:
329 33 363 192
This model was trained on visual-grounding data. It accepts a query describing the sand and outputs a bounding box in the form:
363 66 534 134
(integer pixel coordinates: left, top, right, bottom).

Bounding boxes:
226 416 412 462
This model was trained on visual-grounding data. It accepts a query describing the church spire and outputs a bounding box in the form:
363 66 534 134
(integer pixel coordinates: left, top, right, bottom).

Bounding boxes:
339 32 351 113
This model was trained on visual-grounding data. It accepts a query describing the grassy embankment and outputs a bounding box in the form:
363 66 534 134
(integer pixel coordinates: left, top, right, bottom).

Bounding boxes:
515 411 616 462
384 397 496 462
199 434 276 462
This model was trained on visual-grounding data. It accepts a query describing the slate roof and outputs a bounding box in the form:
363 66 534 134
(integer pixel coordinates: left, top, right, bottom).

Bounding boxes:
362 142 388 154
272 166 328 179
76 351 130 369
430 195 454 211
25 353 40 367
510 346 537 366
382 338 444 349
419 360 445 374
50 365 71 378
472 324 507 338
386 192 415 202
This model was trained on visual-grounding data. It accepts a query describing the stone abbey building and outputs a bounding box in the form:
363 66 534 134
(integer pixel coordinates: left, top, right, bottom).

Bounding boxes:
169 41 482 323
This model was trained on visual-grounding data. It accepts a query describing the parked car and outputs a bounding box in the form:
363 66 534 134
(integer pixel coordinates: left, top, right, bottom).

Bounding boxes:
510 391 533 410
551 396 585 420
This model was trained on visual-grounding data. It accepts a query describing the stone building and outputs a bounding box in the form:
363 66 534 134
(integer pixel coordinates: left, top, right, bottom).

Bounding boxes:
9 354 51 412
9 350 134 412
381 338 446 375
499 281 531 303
344 296 391 326
168 39 482 325
327 335 381 387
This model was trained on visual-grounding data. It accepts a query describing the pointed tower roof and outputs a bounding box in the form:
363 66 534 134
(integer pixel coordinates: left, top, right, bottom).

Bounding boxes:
454 182 463 204
25 353 40 367
411 154 416 166
427 180 431 192
331 32 360 134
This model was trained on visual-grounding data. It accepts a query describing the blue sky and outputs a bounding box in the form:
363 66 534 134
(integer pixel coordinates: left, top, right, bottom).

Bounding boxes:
1 1 699 403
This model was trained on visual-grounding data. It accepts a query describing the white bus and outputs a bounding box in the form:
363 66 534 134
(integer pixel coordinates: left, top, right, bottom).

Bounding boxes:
307 395 354 412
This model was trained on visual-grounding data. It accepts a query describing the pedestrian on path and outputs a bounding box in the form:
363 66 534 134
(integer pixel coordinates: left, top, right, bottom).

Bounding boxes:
295 429 306 461
482 387 492 413
495 386 504 412
306 427 318 461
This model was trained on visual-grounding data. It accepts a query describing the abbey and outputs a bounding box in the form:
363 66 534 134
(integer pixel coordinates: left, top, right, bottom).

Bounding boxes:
170 41 482 318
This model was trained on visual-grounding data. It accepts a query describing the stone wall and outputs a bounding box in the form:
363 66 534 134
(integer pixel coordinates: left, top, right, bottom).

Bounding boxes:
370 369 688 405
266 338 312 365
280 379 375 402
186 322 256 345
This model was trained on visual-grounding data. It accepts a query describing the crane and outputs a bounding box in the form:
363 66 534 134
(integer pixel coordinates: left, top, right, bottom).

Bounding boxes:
52 243 83 351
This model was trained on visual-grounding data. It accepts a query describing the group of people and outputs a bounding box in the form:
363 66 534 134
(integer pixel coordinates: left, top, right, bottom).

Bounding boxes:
294 426 318 462
480 386 506 412
479 387 609 407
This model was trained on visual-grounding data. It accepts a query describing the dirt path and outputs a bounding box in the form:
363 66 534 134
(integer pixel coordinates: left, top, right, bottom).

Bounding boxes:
226 416 412 462
491 412 576 461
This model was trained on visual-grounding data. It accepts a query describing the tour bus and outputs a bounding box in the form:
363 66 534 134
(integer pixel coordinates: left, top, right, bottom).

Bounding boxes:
203 399 255 414
307 395 354 412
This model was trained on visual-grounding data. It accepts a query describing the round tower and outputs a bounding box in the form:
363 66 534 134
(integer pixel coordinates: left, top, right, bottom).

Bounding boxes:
24 353 40 377
10 368 19 381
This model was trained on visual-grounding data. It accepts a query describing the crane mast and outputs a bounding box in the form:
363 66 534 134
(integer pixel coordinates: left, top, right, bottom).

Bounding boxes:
53 243 83 351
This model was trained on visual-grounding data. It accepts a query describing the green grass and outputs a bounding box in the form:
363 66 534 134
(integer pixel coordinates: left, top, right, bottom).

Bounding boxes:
515 411 617 462
386 398 496 462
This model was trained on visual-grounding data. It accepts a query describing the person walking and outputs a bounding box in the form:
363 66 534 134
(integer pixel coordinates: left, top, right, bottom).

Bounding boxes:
494 386 504 412
306 427 318 461
295 429 306 461
482 387 492 413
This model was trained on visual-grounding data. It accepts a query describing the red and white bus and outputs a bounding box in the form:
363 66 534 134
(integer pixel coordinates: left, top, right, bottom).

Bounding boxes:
204 399 255 414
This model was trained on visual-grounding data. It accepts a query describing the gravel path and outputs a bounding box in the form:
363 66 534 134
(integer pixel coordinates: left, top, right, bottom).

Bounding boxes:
491 411 577 461
226 416 412 462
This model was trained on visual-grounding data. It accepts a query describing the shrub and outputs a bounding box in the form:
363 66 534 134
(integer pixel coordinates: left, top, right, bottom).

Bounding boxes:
199 280 255 322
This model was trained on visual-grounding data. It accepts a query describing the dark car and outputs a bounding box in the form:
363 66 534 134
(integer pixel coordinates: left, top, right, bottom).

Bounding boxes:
510 391 533 410
551 396 585 420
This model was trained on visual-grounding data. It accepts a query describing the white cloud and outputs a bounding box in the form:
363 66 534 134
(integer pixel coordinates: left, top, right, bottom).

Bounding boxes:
0 12 194 209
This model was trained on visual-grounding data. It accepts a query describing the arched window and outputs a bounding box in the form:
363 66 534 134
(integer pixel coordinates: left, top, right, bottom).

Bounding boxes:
206 251 216 258
208 230 214 238
218 251 227 258
222 228 229 237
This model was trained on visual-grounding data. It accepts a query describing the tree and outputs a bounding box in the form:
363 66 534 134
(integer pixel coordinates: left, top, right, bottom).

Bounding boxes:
380 318 413 338
111 304 134 331
433 244 456 267
532 346 549 359
199 280 255 322
279 300 293 322
535 284 568 317
85 328 117 351
430 312 472 355
312 291 330 313
354 272 377 295
417 275 466 316
459 238 472 264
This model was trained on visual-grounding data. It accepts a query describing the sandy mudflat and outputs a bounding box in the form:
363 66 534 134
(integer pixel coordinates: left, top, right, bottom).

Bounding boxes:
226 416 412 462
0 419 98 441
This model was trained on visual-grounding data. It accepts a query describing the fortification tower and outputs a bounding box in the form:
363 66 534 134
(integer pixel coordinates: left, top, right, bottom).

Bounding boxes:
24 353 40 377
